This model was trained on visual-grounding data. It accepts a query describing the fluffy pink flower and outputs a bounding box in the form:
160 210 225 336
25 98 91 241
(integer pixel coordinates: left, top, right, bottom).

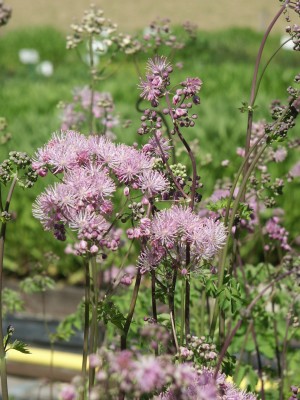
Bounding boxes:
138 170 169 196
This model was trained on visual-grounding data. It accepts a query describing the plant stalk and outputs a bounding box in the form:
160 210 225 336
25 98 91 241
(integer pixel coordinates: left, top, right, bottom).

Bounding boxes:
0 176 17 400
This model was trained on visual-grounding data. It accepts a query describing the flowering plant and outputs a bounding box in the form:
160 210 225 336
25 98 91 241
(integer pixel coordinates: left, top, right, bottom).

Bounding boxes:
0 1 300 400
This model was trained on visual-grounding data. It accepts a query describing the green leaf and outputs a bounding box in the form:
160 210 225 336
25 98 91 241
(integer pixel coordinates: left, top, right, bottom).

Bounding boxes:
7 340 31 354
98 300 126 332
52 301 84 342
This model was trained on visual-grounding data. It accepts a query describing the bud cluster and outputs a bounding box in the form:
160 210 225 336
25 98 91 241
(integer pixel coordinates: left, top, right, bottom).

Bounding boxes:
0 211 12 223
137 109 162 135
141 322 171 351
169 163 187 189
286 24 300 51
0 0 12 27
66 6 117 50
143 18 184 51
266 82 300 142
288 385 299 400
128 201 145 221
168 77 202 130
0 152 38 188
177 335 218 366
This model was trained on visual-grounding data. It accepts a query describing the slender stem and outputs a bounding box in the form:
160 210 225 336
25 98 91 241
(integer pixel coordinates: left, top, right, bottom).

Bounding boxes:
170 309 179 353
224 135 265 225
200 290 206 336
151 270 157 322
272 301 282 380
135 97 176 163
184 245 191 337
0 176 17 400
210 144 267 339
42 291 54 400
254 38 293 104
88 256 99 391
219 309 226 346
169 267 178 350
164 93 198 337
88 35 95 135
249 0 290 108
81 260 90 400
244 0 290 158
233 321 253 382
180 277 185 347
251 325 265 400
120 270 142 350
153 131 188 200
280 307 292 400
151 270 158 356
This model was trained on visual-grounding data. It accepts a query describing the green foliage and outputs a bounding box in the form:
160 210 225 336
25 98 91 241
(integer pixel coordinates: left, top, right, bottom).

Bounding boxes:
217 275 244 314
98 300 126 332
207 198 253 221
2 288 24 317
51 301 84 342
20 274 55 293
6 339 31 354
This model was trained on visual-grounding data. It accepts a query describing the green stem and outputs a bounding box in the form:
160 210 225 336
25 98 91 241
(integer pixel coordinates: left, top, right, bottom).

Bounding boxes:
88 256 99 391
81 260 90 400
200 289 206 336
120 270 142 350
168 267 178 351
244 0 290 158
214 268 298 378
88 36 95 135
233 321 253 382
0 176 17 400
210 144 267 339
180 277 185 347
254 38 293 104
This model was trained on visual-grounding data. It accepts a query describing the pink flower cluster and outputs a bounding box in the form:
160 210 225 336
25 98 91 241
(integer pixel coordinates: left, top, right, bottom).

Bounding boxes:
58 349 256 399
103 264 136 286
32 130 169 255
60 86 118 137
264 216 291 252
137 205 227 274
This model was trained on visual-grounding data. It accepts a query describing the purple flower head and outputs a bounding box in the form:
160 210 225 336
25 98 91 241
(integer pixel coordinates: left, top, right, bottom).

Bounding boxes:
181 77 203 97
151 208 179 247
138 75 163 103
143 134 172 160
138 170 170 197
290 160 300 178
133 355 167 393
138 244 166 274
146 56 172 76
59 384 76 400
139 56 172 105
272 146 287 163
32 131 91 174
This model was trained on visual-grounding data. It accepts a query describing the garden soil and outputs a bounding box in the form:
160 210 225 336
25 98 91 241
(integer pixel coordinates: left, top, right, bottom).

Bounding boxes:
4 0 289 33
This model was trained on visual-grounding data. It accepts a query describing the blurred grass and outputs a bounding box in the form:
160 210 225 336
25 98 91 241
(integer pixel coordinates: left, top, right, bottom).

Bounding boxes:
0 26 299 277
